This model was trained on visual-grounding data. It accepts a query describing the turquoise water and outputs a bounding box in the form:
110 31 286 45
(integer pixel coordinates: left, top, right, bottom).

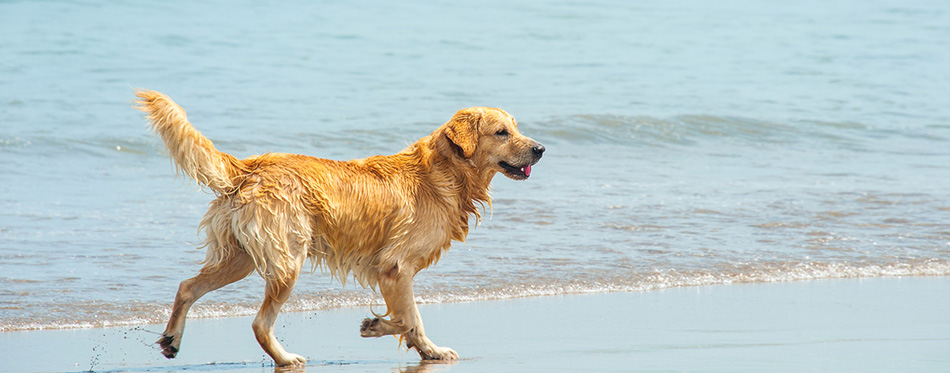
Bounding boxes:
1 0 949 331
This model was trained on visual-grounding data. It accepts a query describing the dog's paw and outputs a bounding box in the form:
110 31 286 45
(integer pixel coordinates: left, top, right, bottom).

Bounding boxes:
156 334 179 359
420 346 459 361
275 352 307 368
360 317 382 338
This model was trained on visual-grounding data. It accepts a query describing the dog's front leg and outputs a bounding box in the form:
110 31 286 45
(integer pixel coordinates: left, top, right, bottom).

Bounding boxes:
360 264 458 360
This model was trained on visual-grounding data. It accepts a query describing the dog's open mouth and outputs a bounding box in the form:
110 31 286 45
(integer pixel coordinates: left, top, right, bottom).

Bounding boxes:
499 161 532 179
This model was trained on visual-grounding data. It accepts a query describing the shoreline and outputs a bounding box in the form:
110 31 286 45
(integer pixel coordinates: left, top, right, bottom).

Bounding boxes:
6 259 950 333
3 276 949 372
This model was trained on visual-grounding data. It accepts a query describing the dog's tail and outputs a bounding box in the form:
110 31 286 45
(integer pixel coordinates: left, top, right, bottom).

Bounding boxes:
134 89 248 194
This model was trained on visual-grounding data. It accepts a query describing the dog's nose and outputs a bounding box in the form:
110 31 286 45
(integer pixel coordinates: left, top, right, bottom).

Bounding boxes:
532 144 545 158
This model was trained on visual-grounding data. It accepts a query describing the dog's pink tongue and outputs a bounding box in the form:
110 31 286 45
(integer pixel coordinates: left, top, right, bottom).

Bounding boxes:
523 164 531 176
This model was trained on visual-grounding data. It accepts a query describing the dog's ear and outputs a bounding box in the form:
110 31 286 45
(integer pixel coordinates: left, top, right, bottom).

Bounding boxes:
445 109 481 158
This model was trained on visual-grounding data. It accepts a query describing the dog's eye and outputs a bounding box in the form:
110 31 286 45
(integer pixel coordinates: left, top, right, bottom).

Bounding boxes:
495 129 509 137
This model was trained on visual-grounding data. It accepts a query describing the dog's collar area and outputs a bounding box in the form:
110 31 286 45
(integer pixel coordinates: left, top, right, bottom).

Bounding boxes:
499 161 531 179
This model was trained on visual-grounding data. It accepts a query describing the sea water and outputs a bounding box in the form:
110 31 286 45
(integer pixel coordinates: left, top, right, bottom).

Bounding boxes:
1 0 949 331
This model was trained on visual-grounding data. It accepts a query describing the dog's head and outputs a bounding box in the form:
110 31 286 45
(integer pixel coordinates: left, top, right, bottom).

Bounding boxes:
442 107 544 180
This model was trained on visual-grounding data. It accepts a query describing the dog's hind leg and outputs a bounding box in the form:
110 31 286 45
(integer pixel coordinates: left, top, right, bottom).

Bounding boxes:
360 264 458 360
158 251 255 359
252 266 307 367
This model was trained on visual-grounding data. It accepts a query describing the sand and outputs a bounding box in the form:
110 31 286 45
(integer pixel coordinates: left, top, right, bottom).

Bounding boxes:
3 276 948 372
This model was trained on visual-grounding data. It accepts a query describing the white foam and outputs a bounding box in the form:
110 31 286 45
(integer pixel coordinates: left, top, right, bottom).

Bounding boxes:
3 259 947 332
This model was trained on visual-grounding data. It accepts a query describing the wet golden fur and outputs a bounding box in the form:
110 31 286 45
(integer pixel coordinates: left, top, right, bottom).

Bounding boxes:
134 90 543 366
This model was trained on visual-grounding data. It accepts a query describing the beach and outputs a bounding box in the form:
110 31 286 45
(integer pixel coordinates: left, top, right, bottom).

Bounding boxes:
3 0 950 336
4 276 947 372
2 1 950 372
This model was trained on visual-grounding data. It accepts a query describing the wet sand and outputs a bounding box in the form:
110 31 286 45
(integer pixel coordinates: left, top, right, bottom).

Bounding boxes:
3 277 948 372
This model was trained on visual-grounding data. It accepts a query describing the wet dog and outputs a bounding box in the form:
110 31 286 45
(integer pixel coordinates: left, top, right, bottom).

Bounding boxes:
134 90 544 367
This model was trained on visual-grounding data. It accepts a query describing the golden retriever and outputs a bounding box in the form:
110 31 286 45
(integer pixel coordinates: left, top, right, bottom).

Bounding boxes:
134 90 544 367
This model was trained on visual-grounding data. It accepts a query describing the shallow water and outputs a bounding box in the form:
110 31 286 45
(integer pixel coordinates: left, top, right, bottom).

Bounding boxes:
1 0 949 331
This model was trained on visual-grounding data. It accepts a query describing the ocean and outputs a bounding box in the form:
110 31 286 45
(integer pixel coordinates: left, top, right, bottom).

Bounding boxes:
1 0 949 332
